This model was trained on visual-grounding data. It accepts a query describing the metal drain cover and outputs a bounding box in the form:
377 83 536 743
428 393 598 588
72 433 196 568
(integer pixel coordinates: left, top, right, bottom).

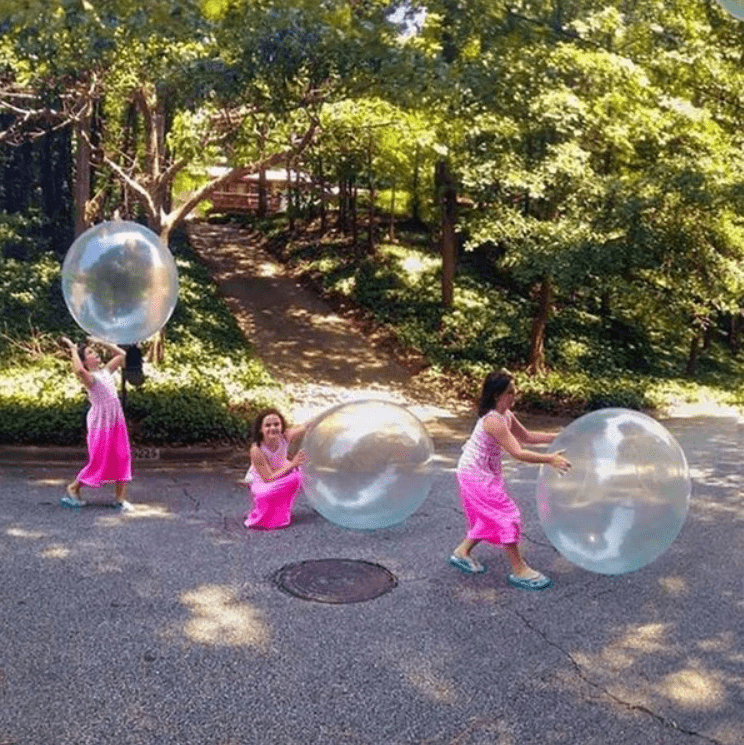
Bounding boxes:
275 559 397 604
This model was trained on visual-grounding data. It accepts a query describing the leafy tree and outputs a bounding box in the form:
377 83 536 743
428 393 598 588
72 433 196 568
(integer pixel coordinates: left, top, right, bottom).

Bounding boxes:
0 0 406 241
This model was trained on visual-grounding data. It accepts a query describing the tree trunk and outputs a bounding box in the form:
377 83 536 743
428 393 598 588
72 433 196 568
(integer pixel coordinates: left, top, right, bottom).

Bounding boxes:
74 111 92 237
367 145 376 255
527 278 554 375
258 166 268 218
686 334 700 377
351 177 358 249
435 159 456 308
729 312 741 355
388 178 396 242
287 156 295 232
411 144 421 225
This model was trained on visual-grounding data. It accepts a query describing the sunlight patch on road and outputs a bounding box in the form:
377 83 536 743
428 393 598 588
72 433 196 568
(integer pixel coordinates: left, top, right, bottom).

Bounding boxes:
29 478 66 486
6 526 47 540
179 584 272 650
657 575 689 595
96 503 176 526
395 656 457 705
40 543 70 559
660 665 726 710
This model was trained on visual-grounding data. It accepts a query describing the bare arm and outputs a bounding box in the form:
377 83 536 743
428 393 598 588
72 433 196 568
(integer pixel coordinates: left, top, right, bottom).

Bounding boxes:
483 413 570 473
509 414 561 446
250 444 306 483
61 336 94 389
88 336 126 373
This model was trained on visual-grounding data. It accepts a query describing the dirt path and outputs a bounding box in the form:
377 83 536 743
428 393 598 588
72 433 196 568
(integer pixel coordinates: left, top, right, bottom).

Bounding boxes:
186 221 477 448
186 221 744 450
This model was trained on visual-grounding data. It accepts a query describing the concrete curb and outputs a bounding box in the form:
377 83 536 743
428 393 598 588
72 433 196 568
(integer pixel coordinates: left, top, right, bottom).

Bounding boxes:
0 444 244 467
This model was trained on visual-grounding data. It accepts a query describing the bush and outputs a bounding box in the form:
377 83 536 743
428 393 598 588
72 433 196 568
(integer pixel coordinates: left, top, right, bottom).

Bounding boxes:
0 224 287 446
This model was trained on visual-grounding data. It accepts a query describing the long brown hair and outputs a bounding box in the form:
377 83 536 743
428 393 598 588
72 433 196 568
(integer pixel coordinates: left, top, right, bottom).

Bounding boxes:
477 370 514 417
251 408 287 445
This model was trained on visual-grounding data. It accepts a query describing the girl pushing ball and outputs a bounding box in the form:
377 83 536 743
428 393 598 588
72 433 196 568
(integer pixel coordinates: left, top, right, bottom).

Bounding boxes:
449 370 570 590
244 408 308 530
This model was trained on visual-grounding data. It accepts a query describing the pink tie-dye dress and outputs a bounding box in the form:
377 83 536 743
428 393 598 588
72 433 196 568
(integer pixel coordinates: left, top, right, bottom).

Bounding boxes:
244 435 303 529
76 369 132 487
456 411 522 545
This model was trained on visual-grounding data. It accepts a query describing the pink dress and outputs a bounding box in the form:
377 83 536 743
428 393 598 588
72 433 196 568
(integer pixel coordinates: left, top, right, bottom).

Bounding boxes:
76 369 132 487
244 435 302 530
456 411 522 545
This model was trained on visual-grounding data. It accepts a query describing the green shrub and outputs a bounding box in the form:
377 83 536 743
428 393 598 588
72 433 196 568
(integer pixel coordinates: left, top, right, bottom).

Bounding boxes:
0 223 286 446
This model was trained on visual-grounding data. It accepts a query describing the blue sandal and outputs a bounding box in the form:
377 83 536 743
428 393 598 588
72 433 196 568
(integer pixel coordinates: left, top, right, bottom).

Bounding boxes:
448 554 486 574
507 572 552 591
60 495 87 509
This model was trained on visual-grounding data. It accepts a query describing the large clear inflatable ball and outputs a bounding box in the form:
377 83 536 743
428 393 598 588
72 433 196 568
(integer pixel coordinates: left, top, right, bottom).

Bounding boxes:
302 400 436 530
61 221 179 344
716 0 744 21
536 409 690 575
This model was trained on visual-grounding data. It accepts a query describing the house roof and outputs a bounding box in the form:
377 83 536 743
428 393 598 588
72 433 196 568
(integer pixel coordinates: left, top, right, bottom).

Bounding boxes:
207 166 311 183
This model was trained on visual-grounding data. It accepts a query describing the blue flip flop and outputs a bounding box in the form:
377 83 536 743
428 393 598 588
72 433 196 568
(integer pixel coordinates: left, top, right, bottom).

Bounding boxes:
60 495 87 509
448 554 486 575
507 572 552 591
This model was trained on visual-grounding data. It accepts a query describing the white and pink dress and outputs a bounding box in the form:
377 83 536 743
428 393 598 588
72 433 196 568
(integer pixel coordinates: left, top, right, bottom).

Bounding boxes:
76 369 132 488
244 435 302 530
456 411 522 545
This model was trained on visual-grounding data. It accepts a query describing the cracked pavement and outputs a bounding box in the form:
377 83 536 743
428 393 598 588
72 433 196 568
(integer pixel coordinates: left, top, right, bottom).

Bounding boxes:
1 412 742 744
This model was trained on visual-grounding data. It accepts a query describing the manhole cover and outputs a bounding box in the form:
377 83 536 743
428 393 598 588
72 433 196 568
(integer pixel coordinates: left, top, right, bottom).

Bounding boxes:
274 559 397 604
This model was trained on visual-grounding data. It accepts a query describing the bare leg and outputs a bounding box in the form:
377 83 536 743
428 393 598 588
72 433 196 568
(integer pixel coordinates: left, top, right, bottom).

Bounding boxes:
62 479 87 507
453 537 480 559
450 537 485 571
504 543 541 579
115 481 127 503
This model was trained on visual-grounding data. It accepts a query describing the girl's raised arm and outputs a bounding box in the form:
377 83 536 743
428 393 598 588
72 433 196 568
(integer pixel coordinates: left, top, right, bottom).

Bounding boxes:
88 336 126 373
61 336 94 389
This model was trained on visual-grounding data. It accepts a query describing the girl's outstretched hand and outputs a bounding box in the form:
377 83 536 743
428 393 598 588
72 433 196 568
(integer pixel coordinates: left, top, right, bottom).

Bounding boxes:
549 450 571 474
292 450 307 468
61 336 75 349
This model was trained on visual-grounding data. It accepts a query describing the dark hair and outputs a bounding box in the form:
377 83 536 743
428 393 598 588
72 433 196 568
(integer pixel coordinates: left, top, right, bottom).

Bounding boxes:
477 370 514 417
251 408 287 445
76 342 88 365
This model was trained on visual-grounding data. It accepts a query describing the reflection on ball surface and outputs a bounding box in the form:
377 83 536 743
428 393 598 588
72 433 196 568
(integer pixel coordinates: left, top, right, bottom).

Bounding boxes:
302 400 435 530
61 221 179 344
536 409 690 575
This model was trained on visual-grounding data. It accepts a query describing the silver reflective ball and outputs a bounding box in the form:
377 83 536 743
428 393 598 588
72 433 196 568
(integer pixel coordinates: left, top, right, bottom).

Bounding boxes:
303 400 436 530
61 221 179 344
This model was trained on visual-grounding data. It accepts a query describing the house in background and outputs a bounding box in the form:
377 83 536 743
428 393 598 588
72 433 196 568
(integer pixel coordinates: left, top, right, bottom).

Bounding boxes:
206 166 313 215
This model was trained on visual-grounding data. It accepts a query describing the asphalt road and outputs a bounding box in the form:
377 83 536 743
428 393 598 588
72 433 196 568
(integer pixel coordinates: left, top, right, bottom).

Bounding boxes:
0 411 742 745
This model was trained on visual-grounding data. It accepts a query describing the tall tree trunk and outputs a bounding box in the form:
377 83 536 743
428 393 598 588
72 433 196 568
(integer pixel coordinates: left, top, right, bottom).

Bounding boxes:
351 177 358 248
411 144 421 225
318 157 327 235
367 143 375 255
388 178 396 242
435 158 456 308
686 334 700 377
527 278 554 375
74 111 92 237
729 312 741 355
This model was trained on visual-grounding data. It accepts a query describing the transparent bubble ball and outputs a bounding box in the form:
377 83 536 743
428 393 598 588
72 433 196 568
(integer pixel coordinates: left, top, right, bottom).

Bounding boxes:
61 221 179 344
716 0 744 21
302 400 436 530
536 408 691 575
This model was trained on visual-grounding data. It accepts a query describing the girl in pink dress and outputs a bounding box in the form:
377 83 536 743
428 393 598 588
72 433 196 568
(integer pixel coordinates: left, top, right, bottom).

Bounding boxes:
60 335 132 509
244 408 307 530
449 371 570 590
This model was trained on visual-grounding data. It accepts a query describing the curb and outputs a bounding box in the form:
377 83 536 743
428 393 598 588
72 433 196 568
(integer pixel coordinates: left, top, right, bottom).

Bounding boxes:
0 445 244 467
